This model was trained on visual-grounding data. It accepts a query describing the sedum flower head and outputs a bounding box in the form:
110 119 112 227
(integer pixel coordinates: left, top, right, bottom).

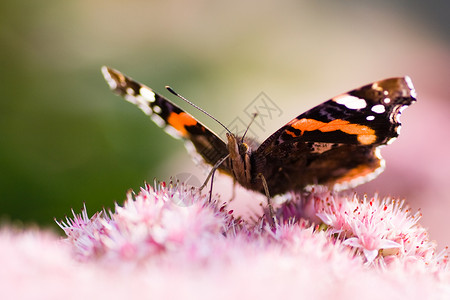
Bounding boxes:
57 181 234 264
313 193 443 266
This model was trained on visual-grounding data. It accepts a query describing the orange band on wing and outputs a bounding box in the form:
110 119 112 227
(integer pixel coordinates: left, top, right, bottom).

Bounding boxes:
288 118 376 145
335 164 376 183
284 129 298 138
167 112 198 136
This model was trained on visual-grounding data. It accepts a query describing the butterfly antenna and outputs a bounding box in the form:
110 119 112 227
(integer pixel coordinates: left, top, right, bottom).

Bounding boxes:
166 86 232 135
241 112 258 143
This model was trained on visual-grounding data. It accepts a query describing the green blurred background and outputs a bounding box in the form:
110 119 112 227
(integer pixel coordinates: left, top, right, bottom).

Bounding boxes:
1 0 449 242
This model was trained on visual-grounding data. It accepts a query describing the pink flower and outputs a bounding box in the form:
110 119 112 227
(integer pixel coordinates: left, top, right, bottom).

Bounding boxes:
313 193 445 266
343 219 401 263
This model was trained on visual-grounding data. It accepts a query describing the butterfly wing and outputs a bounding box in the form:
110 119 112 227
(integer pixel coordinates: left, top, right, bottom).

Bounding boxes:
254 77 416 193
102 67 230 173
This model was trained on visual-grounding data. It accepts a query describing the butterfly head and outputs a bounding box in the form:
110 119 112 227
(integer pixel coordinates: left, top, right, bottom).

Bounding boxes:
224 133 257 188
226 133 250 159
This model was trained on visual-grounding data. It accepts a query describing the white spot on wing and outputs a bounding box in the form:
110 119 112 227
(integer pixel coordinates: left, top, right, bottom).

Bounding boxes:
164 125 182 139
126 87 135 96
139 105 153 115
366 115 375 121
371 104 386 114
124 94 137 104
404 76 417 98
151 113 166 128
153 105 162 114
387 137 397 145
123 94 152 115
394 105 408 123
383 98 391 104
140 87 156 102
372 82 382 92
334 95 367 110
101 66 118 89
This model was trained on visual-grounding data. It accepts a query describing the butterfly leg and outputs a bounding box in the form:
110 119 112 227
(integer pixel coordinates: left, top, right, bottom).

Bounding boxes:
257 173 277 228
229 179 237 202
207 168 217 203
200 154 230 202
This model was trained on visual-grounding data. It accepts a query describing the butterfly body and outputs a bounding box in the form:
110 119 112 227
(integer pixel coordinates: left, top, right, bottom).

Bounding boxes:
102 67 416 196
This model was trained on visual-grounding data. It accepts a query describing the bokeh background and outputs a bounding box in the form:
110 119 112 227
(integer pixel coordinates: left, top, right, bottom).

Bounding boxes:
1 0 449 245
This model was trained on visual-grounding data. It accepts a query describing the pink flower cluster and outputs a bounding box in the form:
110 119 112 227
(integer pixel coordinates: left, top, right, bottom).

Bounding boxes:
57 181 448 271
57 182 236 266
313 193 447 268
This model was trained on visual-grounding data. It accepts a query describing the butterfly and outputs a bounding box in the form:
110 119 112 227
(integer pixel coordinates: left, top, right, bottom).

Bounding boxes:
102 66 416 197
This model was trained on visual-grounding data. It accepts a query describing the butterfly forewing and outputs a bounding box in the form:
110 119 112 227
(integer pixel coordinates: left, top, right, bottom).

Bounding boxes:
101 67 230 173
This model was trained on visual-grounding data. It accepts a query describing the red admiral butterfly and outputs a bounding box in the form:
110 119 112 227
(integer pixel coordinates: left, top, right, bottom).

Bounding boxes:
102 67 416 196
